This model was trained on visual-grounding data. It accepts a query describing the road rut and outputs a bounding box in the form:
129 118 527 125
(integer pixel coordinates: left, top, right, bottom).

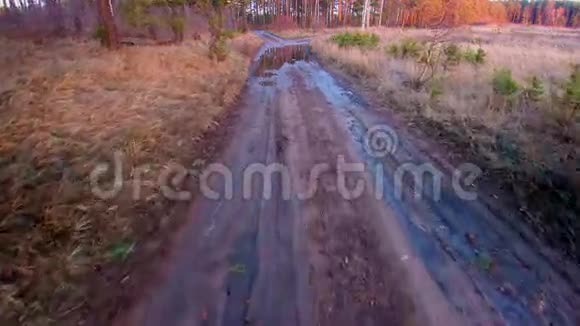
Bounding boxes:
113 35 580 326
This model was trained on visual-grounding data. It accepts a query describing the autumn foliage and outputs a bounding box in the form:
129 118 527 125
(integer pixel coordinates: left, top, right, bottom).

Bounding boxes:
1 0 579 43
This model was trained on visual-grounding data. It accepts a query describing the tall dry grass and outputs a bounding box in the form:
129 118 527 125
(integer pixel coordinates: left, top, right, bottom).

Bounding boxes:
0 33 262 325
312 26 580 261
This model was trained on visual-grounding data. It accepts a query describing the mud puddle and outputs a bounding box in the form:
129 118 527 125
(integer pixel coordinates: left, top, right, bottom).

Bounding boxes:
254 44 311 80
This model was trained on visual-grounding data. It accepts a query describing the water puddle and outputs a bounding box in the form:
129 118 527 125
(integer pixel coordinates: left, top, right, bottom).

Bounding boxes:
254 45 311 78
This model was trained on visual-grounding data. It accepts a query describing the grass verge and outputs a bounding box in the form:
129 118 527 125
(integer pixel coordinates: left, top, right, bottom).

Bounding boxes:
0 33 262 325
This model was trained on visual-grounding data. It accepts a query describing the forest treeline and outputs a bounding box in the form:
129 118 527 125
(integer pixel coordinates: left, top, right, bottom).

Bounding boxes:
0 0 579 47
245 0 580 28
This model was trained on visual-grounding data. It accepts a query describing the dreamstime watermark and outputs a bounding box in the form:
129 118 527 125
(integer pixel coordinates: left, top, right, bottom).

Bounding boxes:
364 124 398 158
90 124 482 202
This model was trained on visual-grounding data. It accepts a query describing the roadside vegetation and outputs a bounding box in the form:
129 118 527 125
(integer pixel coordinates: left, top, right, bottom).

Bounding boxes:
312 27 580 262
0 33 262 325
330 31 379 49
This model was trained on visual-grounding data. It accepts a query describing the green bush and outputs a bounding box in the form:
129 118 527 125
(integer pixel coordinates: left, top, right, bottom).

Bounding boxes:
564 64 580 111
400 38 423 58
524 76 544 102
476 48 487 63
463 47 486 65
385 38 423 59
386 43 399 56
443 43 462 66
208 13 228 61
330 32 379 49
493 68 519 97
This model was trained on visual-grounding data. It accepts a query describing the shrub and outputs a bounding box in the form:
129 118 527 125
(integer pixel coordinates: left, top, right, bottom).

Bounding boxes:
391 41 485 67
564 64 580 111
168 16 185 42
409 43 443 89
209 36 228 61
443 43 462 66
330 32 379 49
463 47 486 64
385 38 423 59
493 68 519 97
208 13 228 61
524 76 544 102
476 48 487 63
429 78 444 100
400 38 423 58
386 43 399 56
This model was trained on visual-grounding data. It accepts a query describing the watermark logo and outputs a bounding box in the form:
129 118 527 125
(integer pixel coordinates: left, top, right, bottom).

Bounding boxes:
364 125 398 158
89 124 482 203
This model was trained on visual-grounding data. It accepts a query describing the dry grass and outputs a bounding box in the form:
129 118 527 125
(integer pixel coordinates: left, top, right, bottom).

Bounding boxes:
0 33 262 325
274 28 321 39
312 26 580 260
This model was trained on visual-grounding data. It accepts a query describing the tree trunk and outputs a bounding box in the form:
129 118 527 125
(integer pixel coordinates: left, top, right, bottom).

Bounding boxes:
253 1 258 25
97 0 119 49
315 0 319 24
378 0 385 26
362 0 370 28
347 0 352 25
367 0 372 26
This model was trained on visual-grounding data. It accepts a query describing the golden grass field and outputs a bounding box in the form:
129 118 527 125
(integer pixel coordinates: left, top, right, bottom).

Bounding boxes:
0 33 262 325
311 25 579 261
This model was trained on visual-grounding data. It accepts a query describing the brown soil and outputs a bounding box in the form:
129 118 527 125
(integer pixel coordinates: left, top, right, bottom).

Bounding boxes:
110 37 461 326
94 33 579 326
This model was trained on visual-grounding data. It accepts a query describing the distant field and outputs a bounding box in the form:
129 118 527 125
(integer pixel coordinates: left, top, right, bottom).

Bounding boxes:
274 24 580 49
447 25 580 50
311 25 580 261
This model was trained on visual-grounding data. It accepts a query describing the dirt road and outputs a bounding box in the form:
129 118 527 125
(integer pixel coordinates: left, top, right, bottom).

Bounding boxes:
113 33 579 325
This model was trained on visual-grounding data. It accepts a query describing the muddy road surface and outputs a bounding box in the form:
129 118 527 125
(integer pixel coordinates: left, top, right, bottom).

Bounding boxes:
113 34 580 326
